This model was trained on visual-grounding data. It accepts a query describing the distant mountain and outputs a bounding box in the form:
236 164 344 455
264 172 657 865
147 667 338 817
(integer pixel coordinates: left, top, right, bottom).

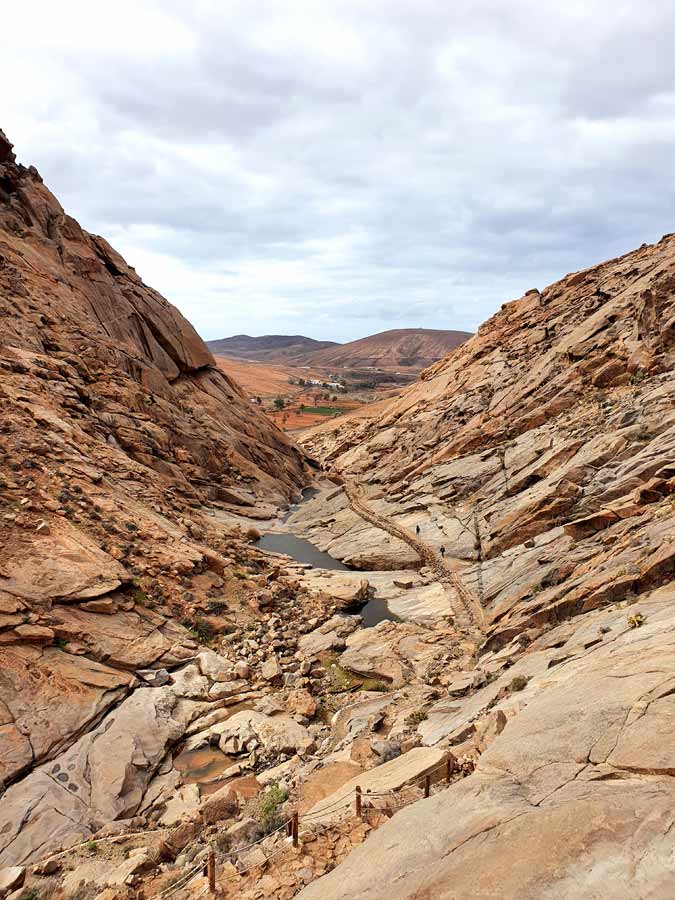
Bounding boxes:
207 334 339 363
208 329 473 370
307 328 473 370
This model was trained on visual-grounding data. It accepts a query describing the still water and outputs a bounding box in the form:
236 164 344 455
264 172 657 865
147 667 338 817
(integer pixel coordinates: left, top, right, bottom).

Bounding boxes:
255 532 396 627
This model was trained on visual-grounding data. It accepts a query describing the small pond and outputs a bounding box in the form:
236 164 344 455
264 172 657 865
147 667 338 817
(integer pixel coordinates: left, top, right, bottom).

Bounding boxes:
173 746 236 797
255 532 397 627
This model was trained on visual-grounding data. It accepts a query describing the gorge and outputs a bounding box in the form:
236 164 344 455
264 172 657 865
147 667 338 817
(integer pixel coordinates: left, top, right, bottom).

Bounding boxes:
1 128 674 900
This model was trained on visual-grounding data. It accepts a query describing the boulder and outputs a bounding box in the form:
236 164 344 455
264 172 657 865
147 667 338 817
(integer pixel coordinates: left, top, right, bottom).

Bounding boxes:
200 784 239 825
208 679 249 700
287 689 317 719
261 654 282 682
218 710 315 757
0 868 24 898
197 649 234 683
170 664 209 699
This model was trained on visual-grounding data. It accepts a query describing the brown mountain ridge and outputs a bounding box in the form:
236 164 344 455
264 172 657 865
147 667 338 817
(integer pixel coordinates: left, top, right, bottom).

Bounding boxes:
208 327 473 371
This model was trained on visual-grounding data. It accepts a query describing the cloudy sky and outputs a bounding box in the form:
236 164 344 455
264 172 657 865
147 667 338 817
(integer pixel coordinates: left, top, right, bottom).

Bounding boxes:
3 1 675 342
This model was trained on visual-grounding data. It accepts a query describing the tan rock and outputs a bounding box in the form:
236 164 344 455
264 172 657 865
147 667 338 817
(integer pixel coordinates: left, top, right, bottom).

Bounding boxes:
0 867 24 898
261 654 282 682
286 689 317 719
13 624 54 643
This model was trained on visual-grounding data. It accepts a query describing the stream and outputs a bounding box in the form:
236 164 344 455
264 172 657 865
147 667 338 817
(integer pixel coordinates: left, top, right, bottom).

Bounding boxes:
255 532 397 627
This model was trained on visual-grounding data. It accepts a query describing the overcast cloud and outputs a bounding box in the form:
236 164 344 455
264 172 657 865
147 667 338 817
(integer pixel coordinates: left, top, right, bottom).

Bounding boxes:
3 0 675 342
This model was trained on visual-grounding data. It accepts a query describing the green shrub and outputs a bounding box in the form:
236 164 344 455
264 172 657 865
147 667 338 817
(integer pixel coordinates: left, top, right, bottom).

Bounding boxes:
256 784 288 834
508 675 529 692
132 588 149 605
19 890 39 900
180 616 215 644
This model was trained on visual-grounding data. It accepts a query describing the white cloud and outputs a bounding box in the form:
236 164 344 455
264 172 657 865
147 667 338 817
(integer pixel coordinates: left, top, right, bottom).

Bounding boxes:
2 0 675 342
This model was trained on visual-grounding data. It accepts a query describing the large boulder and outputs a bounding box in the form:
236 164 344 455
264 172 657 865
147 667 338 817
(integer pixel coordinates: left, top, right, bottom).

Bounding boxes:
217 710 315 757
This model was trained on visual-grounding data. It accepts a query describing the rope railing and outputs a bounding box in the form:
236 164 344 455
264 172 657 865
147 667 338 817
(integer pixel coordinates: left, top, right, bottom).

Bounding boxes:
34 827 171 868
209 753 464 892
40 753 464 900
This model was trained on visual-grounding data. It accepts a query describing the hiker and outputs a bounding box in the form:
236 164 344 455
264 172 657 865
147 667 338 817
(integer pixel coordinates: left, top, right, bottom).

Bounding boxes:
416 525 421 536
440 545 446 558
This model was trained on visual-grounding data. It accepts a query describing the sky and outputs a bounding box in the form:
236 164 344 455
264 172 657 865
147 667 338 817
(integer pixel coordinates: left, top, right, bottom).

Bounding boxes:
3 0 675 343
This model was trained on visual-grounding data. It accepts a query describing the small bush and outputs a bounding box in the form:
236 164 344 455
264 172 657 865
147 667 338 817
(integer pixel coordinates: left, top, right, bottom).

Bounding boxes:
19 890 39 900
181 616 215 644
246 527 261 542
405 708 428 729
508 675 529 692
256 784 288 834
53 637 68 650
85 839 98 855
627 613 646 628
206 599 227 613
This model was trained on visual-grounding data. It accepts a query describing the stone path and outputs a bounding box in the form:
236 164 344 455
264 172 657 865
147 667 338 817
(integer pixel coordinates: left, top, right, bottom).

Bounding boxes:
343 481 484 637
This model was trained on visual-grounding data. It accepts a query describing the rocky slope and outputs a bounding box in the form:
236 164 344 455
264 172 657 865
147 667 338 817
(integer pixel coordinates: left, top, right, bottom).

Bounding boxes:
294 236 675 897
0 130 318 859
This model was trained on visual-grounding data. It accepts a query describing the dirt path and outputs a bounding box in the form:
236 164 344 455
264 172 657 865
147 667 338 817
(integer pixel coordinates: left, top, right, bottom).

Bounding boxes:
343 480 485 636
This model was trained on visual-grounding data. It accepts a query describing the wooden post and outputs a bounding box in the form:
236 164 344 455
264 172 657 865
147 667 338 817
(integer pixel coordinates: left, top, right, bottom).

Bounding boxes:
292 811 299 848
424 774 431 798
207 848 216 894
355 785 362 819
445 757 453 783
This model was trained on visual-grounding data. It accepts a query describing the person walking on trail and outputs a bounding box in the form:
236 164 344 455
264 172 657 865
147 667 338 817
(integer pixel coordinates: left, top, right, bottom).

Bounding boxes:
416 525 421 536
440 545 446 558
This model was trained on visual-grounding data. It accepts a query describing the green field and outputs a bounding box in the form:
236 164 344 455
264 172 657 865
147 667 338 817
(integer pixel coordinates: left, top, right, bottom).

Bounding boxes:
301 406 346 416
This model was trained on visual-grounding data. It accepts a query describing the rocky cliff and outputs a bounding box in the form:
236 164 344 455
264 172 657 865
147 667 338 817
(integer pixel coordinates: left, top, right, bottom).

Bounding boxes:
0 131 316 860
295 236 675 898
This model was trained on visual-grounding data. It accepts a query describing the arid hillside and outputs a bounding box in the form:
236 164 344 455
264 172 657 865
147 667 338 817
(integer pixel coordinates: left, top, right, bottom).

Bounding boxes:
0 130 318 860
308 327 472 369
296 235 675 898
206 333 338 363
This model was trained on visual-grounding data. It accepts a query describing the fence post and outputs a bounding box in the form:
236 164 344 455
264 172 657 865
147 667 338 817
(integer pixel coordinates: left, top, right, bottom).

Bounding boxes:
292 811 299 848
355 785 362 819
207 848 216 894
424 774 431 798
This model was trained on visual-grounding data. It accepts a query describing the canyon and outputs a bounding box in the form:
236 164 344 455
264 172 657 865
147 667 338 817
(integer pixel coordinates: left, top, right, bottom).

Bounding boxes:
1 127 674 900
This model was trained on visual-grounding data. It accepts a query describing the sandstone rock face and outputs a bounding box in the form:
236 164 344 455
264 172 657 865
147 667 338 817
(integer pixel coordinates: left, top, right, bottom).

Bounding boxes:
303 746 448 825
297 236 675 898
0 646 134 787
0 683 203 864
298 585 675 900
0 158 307 505
0 137 311 867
